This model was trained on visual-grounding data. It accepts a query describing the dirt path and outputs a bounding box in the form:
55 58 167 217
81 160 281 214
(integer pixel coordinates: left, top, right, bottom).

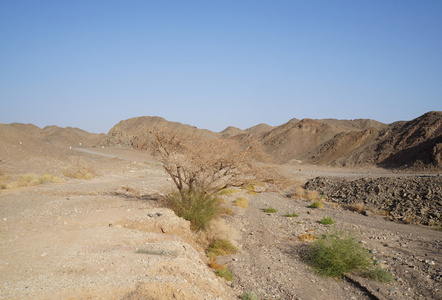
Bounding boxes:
221 191 441 299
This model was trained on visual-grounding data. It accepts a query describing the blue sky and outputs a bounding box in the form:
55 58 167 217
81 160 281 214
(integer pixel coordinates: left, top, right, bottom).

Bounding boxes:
1 0 441 133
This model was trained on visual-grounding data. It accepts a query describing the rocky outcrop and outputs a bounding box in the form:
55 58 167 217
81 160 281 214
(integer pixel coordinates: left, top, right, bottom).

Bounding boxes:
305 176 442 225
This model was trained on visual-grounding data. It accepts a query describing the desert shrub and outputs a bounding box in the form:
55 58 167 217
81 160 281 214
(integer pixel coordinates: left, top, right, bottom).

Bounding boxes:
148 128 288 234
306 231 373 278
18 174 42 186
207 239 238 258
218 204 234 216
40 173 64 183
263 206 277 213
167 191 222 231
64 165 95 180
292 186 305 198
360 266 395 283
2 173 63 189
347 203 365 213
284 212 299 217
298 233 318 242
306 190 319 201
196 218 239 250
208 258 227 270
234 197 249 208
215 268 234 281
240 291 260 300
319 216 335 225
309 202 323 209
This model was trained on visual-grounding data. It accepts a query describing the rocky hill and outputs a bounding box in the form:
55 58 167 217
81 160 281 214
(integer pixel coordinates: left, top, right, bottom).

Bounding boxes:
102 111 441 170
302 111 442 170
220 126 245 138
244 123 274 135
102 116 219 150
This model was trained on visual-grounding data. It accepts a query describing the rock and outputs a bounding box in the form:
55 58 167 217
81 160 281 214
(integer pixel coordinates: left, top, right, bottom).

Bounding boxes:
362 210 373 217
305 176 442 225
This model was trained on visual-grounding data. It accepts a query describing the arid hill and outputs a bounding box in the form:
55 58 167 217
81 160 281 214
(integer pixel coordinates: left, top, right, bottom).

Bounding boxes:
102 116 219 150
302 111 442 169
0 123 104 174
244 123 274 135
220 126 245 138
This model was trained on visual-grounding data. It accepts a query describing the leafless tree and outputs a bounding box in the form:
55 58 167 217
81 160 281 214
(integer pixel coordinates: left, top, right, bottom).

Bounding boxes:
147 127 286 199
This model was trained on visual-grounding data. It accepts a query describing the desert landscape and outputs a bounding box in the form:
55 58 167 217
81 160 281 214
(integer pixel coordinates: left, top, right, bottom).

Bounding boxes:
0 111 441 300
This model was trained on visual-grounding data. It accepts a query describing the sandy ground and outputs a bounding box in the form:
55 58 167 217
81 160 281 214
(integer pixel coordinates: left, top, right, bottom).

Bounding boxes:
1 147 441 299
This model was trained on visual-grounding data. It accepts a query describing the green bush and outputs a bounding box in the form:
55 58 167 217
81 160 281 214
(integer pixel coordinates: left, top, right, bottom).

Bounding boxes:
306 231 373 278
207 239 238 258
361 266 395 283
319 216 335 225
263 206 277 213
167 191 221 231
215 268 234 281
284 212 299 217
309 202 323 209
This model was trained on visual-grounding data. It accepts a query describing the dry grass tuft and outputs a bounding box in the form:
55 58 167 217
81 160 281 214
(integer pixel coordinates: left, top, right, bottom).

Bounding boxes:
195 218 239 250
218 204 234 216
1 173 63 190
299 233 318 242
64 166 95 180
207 239 238 259
346 203 365 213
234 197 249 208
208 258 227 270
306 190 319 201
309 202 324 209
218 188 240 195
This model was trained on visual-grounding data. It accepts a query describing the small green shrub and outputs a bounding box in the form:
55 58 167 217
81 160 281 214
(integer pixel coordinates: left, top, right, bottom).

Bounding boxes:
306 231 373 278
284 212 299 217
207 239 238 258
309 202 323 209
167 191 221 231
361 267 395 283
240 291 260 300
234 197 249 208
215 268 234 281
319 216 335 225
263 206 277 213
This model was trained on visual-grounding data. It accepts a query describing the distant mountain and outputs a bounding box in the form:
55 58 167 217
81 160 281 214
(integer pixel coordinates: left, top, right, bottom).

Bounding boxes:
259 118 346 163
101 111 442 170
245 123 274 135
292 112 442 169
7 123 105 148
220 126 245 138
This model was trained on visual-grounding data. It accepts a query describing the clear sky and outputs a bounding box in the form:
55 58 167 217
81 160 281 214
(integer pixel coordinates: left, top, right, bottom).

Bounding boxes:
1 0 441 133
